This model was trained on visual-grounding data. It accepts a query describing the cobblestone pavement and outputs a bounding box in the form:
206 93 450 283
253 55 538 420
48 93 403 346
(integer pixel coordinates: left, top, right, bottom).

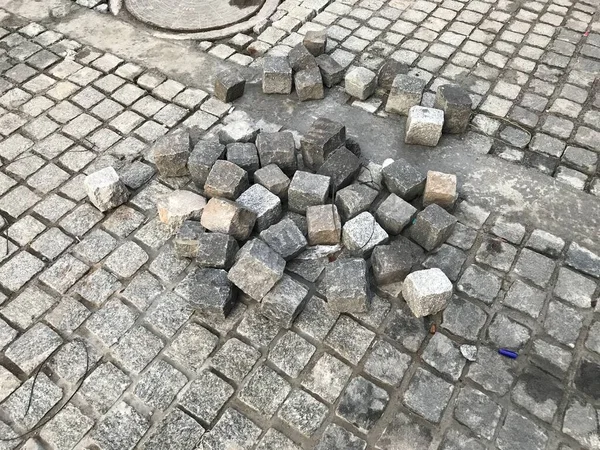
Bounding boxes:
0 5 599 450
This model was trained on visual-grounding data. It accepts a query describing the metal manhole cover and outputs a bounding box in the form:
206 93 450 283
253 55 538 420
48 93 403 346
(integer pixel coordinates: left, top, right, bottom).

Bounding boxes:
125 0 266 32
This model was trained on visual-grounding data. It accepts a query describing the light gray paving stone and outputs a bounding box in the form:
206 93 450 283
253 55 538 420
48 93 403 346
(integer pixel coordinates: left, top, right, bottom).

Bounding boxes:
45 296 90 333
39 404 94 450
0 285 56 330
454 386 502 440
209 338 260 382
278 388 328 437
239 365 291 417
325 315 375 364
544 300 584 348
197 408 261 450
256 428 302 450
423 332 465 380
180 370 234 423
164 323 217 373
457 264 502 304
294 295 339 341
502 279 545 318
111 325 163 374
404 368 454 423
175 268 235 319
79 362 131 414
5 323 62 375
85 297 136 346
120 270 163 311
496 410 548 450
364 339 411 386
554 267 596 308
513 248 556 288
91 402 149 450
143 409 205 450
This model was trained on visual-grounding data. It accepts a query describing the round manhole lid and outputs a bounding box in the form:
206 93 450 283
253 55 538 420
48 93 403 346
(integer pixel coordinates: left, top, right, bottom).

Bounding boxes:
124 0 265 32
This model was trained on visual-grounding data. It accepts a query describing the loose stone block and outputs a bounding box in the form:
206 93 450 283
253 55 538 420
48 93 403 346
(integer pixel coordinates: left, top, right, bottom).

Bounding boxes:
342 212 389 256
175 268 235 318
434 84 472 134
307 204 341 245
261 275 309 328
262 57 292 94
236 184 282 232
385 74 425 116
345 67 377 100
228 239 286 300
375 193 417 235
317 146 361 190
254 164 290 198
218 120 259 144
295 67 325 101
335 183 378 221
260 218 307 260
316 54 344 88
84 167 128 212
152 130 191 177
256 131 297 173
188 140 226 188
378 60 409 90
403 268 452 317
371 244 414 285
301 117 346 170
214 70 245 102
226 143 259 175
304 30 327 56
324 258 370 313
405 106 444 147
156 190 206 227
203 160 249 199
288 171 331 214
200 197 256 240
423 171 457 209
381 158 426 200
174 220 204 258
196 233 239 269
410 204 457 251
288 44 317 72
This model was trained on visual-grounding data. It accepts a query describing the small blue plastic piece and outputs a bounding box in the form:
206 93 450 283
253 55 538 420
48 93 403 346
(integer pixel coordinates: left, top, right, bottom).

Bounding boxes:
498 348 518 359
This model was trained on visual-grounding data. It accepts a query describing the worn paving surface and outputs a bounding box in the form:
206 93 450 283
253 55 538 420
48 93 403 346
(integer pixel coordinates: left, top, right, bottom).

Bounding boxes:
0 1 598 450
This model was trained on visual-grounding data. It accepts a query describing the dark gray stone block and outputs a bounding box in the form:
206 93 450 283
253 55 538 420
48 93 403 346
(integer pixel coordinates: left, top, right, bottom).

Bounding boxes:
214 70 245 102
335 183 378 221
262 57 292 94
187 140 226 188
295 67 324 102
261 275 309 328
175 268 235 319
375 193 417 235
300 118 346 170
324 258 369 313
371 244 414 285
410 204 457 251
196 232 239 269
260 218 307 260
256 131 297 173
288 43 318 72
377 60 409 90
381 158 426 200
203 160 249 199
303 30 327 56
174 220 205 258
226 143 259 175
434 84 472 134
152 129 191 177
288 171 331 214
336 376 389 433
317 146 361 190
254 164 290 198
316 54 344 88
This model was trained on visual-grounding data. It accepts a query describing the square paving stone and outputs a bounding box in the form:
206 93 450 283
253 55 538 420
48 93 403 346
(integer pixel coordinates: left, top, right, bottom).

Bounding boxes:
531 338 573 381
75 268 121 306
85 297 137 346
377 410 434 450
422 332 466 380
403 367 454 423
1 285 56 329
92 402 149 450
502 279 546 318
326 315 375 364
31 227 73 260
45 296 90 333
442 296 487 341
544 300 584 348
5 323 62 375
446 222 478 250
175 268 235 320
260 274 309 328
143 409 205 450
511 369 562 423
475 236 518 272
467 346 516 395
553 267 596 308
209 338 260 382
565 242 600 278
363 339 411 386
278 389 329 437
197 408 262 450
72 229 117 264
104 241 148 278
39 404 94 450
383 304 428 352
145 291 193 337
239 365 291 418
302 352 353 403
440 429 486 450
59 203 103 237
336 376 389 432
165 323 218 373
80 362 131 414
423 244 467 281
269 331 316 378
112 326 164 374
454 386 502 440
47 339 100 384
257 428 302 450
0 373 63 430
0 365 21 403
148 245 189 283
513 248 556 288
0 251 44 291
134 218 174 250
236 309 281 347
294 295 339 341
120 270 163 311
488 313 531 350
456 264 502 304
180 370 234 424
561 397 597 447
495 410 548 450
